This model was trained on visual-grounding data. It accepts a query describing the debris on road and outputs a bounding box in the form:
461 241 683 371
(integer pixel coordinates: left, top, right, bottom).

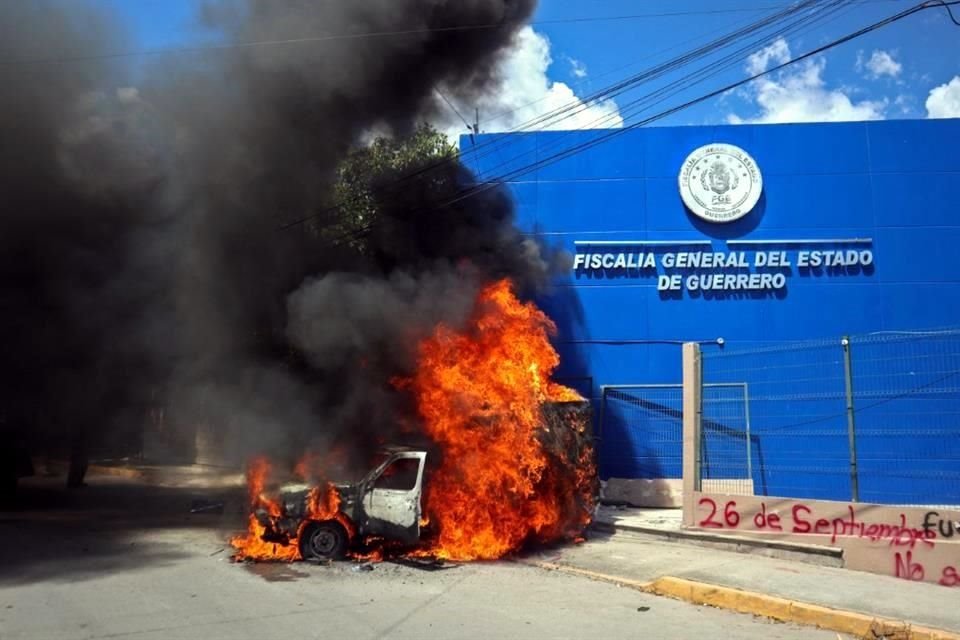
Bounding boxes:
189 500 224 514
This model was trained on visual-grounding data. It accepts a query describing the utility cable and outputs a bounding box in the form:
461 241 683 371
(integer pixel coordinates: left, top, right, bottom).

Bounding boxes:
435 89 473 132
0 1 899 68
436 0 960 214
284 0 852 237
462 0 854 184
278 0 830 230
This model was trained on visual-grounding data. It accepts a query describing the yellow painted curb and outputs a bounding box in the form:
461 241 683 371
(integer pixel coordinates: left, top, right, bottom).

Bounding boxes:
524 563 959 640
645 576 960 640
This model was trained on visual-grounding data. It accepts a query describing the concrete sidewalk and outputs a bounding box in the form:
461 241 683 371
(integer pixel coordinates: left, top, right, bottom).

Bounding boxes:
528 521 960 637
35 459 246 488
596 505 685 531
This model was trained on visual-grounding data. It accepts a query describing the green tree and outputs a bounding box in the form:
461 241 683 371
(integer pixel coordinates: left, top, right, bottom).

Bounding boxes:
325 123 458 254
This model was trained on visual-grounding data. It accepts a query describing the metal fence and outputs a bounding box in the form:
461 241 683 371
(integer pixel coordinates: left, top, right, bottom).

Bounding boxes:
598 385 685 480
597 383 750 483
698 329 960 507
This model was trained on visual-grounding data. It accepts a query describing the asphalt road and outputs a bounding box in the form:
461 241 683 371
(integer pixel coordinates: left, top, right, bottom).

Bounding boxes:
0 475 844 640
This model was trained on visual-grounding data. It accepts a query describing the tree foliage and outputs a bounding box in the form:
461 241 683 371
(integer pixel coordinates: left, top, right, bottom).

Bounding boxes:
326 124 458 254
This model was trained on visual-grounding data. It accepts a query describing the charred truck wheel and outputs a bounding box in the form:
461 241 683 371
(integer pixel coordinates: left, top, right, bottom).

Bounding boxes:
299 521 349 561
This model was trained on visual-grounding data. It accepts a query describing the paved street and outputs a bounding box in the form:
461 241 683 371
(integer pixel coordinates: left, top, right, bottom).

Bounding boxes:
527 528 960 634
0 475 846 640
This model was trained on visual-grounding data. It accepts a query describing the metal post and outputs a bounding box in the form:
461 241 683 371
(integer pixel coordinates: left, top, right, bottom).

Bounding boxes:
842 336 860 502
597 386 607 444
743 383 753 491
681 343 703 526
696 353 704 491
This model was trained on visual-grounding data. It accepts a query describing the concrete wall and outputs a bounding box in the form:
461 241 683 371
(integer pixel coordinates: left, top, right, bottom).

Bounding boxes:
603 478 754 508
691 493 960 587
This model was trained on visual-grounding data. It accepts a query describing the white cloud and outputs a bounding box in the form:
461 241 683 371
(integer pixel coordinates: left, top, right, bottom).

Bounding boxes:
568 57 588 79
728 38 887 124
436 27 622 141
746 38 791 75
894 94 915 115
863 50 902 79
926 76 960 118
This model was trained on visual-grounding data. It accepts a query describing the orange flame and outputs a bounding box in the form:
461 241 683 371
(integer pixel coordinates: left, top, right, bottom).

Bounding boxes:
402 278 595 560
230 457 300 561
305 482 339 520
230 457 343 562
231 279 596 564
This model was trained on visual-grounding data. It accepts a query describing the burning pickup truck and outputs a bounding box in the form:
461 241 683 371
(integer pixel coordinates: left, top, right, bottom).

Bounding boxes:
246 448 428 561
234 399 597 563
233 281 600 563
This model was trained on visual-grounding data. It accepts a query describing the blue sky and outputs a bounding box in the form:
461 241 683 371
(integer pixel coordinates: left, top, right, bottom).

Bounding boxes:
533 0 960 123
95 0 960 127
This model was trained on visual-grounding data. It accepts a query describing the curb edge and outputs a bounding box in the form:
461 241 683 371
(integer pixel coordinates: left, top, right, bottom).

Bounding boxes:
525 562 958 640
645 576 959 640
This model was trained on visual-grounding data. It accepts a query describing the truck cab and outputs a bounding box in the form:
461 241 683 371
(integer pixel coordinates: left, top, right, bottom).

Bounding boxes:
255 448 428 560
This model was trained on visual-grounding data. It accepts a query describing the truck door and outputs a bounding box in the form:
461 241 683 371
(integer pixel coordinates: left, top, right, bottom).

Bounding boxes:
360 452 426 544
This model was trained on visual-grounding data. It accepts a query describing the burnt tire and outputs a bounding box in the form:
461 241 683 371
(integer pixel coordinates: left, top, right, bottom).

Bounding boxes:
299 521 348 561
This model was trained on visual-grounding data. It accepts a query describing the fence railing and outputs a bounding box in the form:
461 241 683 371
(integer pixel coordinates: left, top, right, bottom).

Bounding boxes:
597 383 751 485
693 329 960 508
598 385 685 481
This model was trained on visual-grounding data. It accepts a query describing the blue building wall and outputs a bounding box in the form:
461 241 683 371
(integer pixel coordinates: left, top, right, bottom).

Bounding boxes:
463 118 960 500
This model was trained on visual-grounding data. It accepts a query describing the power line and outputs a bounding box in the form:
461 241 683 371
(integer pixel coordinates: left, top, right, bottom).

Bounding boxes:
269 0 956 258
474 13 763 130
435 89 473 132
421 0 960 216
286 0 880 236
455 0 854 184
390 0 904 192
269 0 946 238
386 0 877 188
279 0 831 231
470 0 893 131
4 0 895 246
0 0 901 68
464 0 867 182
934 0 960 22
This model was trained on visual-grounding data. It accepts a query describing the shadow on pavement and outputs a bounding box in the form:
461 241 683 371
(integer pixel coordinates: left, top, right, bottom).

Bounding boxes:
243 562 311 582
513 523 616 565
0 474 247 586
387 557 461 572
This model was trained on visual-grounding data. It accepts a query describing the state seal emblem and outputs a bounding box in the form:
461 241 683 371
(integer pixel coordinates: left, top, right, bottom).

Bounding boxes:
678 143 762 223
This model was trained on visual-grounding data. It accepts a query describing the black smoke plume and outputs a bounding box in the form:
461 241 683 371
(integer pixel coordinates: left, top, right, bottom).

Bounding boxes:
0 0 555 478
